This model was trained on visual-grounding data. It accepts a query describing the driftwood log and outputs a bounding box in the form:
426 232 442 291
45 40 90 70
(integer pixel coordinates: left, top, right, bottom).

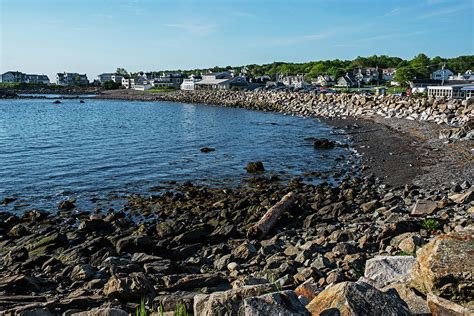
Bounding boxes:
247 192 296 239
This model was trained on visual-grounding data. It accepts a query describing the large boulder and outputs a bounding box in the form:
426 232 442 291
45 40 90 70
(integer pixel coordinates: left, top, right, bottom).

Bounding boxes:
193 283 275 315
306 281 411 316
103 272 154 301
427 293 474 316
382 283 430 315
364 256 416 288
243 290 310 316
409 229 473 306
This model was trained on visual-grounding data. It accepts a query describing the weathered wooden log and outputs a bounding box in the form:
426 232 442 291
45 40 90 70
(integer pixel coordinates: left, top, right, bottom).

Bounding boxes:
247 192 296 239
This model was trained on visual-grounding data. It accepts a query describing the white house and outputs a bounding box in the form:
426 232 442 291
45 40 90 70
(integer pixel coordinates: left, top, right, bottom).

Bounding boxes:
448 70 474 81
335 74 356 88
180 75 202 91
312 75 335 86
431 69 454 80
98 73 123 83
121 78 135 89
195 72 248 90
278 74 308 89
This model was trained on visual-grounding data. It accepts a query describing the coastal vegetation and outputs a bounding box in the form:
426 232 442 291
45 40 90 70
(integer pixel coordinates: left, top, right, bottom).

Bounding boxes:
135 54 474 81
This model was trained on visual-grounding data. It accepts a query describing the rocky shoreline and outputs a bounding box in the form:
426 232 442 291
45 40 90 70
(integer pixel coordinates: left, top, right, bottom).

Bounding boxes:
1 90 473 315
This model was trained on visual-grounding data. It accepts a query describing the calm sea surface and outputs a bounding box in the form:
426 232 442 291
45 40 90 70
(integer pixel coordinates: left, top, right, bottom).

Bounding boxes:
0 98 352 213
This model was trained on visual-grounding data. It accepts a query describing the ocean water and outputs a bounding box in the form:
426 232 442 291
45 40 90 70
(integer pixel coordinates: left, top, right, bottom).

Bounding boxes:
0 98 352 213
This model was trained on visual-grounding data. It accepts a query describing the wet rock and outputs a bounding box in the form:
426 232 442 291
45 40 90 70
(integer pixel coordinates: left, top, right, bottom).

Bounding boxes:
306 281 411 315
364 256 416 288
1 197 17 205
0 275 44 294
313 138 335 149
8 224 29 237
410 229 474 306
193 283 275 315
243 290 310 315
103 272 154 301
427 293 474 316
53 100 61 104
200 147 215 153
411 199 437 216
174 225 210 244
245 161 265 173
58 199 76 211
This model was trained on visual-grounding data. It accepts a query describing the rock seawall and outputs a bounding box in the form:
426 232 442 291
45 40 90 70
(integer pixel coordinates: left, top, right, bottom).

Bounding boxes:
100 90 474 127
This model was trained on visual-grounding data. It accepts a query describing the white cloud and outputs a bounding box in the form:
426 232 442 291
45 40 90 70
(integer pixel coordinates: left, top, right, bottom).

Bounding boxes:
418 4 470 19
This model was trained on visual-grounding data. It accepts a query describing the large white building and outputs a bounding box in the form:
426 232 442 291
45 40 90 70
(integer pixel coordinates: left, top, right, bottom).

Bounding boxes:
427 84 474 99
180 74 202 91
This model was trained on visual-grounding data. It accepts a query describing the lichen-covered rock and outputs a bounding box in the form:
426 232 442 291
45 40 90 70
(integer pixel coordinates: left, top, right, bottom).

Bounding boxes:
382 283 430 315
409 229 474 307
193 283 275 315
364 255 416 288
243 290 310 316
427 294 474 316
103 272 154 301
306 281 411 316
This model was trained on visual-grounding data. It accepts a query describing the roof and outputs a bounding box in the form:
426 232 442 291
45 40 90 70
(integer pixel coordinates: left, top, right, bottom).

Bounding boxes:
195 78 231 85
461 86 474 91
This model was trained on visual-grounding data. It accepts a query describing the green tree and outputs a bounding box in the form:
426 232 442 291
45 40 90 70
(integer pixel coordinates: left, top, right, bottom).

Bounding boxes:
393 66 416 86
115 68 128 76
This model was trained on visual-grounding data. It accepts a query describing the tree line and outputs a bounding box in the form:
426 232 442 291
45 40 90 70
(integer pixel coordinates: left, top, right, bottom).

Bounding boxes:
117 54 474 85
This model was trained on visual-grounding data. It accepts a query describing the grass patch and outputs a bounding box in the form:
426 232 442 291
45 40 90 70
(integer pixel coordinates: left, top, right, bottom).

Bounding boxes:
145 87 177 93
397 250 414 256
421 218 439 231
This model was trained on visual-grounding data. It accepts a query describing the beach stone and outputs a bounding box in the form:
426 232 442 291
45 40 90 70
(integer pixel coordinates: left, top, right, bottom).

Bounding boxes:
4 247 28 266
193 283 275 315
69 308 129 316
103 272 154 301
427 293 474 315
448 190 473 204
71 264 96 281
243 290 310 315
294 278 321 303
58 199 76 211
382 283 430 315
232 242 257 260
410 229 474 306
306 281 411 315
411 199 438 216
115 235 152 255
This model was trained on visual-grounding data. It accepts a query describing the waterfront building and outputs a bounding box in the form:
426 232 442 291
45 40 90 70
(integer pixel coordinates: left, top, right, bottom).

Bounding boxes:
278 74 308 89
121 78 135 89
431 68 454 80
56 72 89 86
195 72 248 90
449 70 474 81
180 74 202 91
97 73 124 83
312 75 335 86
1 71 50 84
427 84 474 99
352 67 380 84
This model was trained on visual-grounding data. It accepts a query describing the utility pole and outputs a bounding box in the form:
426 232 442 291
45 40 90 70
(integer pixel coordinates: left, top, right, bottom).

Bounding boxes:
441 62 446 86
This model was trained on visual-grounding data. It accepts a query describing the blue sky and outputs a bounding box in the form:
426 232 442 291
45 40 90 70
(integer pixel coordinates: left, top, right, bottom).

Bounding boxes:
1 0 473 81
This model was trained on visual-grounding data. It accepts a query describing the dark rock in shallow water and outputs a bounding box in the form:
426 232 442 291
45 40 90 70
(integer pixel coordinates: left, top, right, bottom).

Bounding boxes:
53 100 61 104
246 161 265 173
200 147 215 153
313 138 335 149
58 199 76 211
